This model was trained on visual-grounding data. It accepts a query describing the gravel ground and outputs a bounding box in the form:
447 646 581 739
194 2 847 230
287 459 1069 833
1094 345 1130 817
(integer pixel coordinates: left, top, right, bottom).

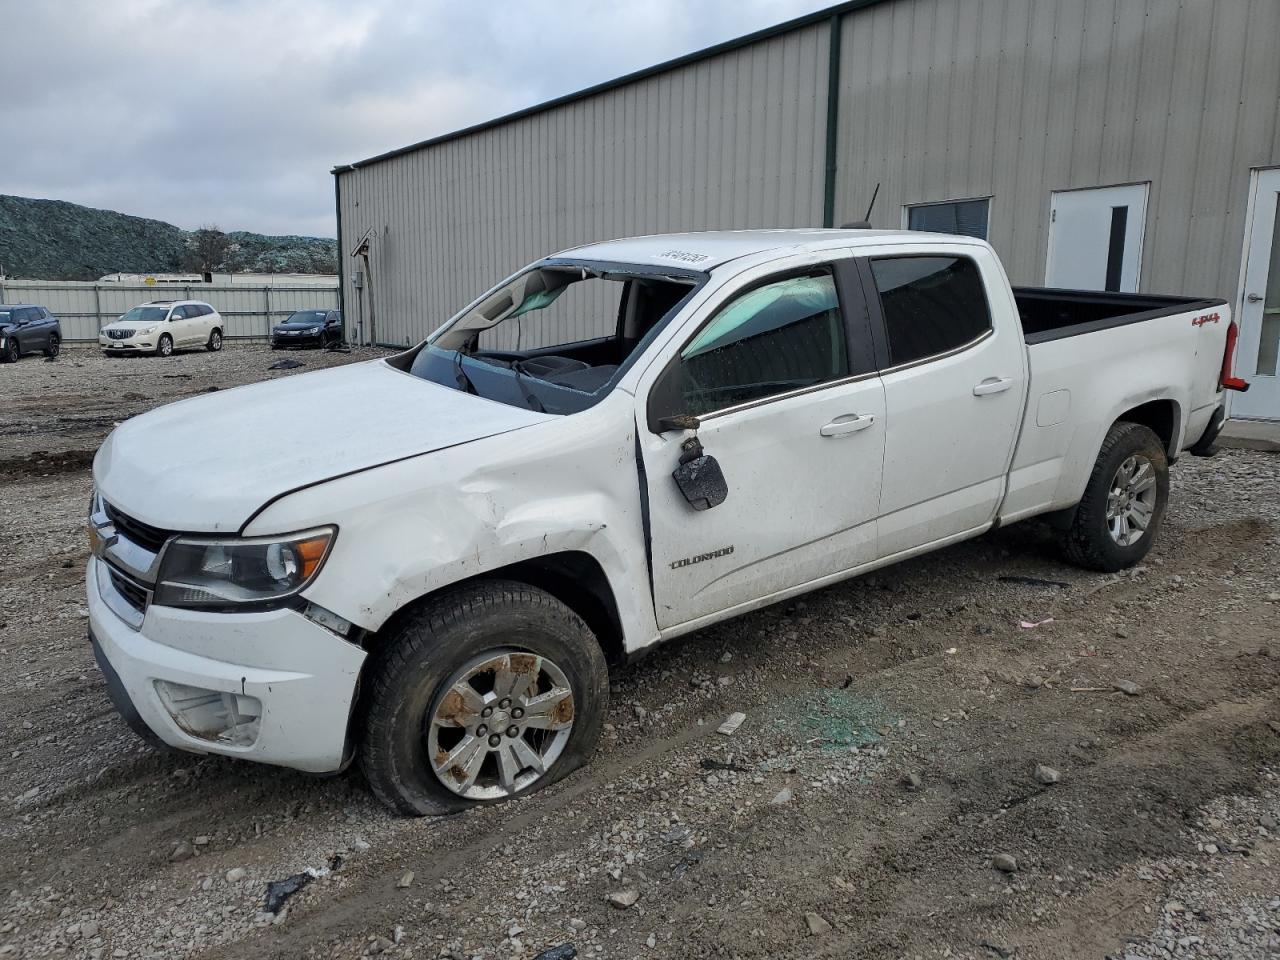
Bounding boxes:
1 344 1278 960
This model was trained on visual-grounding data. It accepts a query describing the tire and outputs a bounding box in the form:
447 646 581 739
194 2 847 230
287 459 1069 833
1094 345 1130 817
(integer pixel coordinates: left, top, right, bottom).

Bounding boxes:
156 334 173 357
359 580 609 816
206 328 222 352
2 337 18 363
1061 422 1169 572
43 334 60 358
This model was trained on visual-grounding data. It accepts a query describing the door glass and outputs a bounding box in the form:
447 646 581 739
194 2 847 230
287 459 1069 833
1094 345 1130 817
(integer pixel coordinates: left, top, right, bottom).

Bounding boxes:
1258 194 1280 377
673 272 848 416
870 256 992 365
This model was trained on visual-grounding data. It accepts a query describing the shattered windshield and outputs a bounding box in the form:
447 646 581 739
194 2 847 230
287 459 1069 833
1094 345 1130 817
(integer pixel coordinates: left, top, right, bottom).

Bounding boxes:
405 261 701 415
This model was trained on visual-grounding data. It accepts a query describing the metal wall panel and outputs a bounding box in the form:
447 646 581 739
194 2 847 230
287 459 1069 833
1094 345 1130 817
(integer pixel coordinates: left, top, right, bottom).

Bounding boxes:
0 283 337 342
833 0 1280 299
338 0 1279 348
337 24 831 347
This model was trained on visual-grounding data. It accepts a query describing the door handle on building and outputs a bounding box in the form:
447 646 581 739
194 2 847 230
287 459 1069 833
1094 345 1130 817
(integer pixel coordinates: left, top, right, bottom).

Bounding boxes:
1247 293 1263 303
973 377 1013 396
820 414 875 437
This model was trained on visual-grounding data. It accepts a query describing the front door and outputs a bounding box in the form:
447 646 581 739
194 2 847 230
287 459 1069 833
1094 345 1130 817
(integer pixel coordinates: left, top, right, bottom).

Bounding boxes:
1045 183 1149 292
640 265 886 632
1232 169 1280 421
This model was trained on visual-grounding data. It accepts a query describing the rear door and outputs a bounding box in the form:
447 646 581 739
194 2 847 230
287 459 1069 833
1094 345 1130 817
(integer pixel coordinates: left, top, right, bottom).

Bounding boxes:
638 257 886 631
861 248 1026 557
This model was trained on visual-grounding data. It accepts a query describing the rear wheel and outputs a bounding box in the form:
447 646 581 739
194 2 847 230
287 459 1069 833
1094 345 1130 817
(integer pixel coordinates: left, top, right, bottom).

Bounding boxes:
360 581 609 816
1061 422 1168 572
206 328 222 352
43 334 60 358
156 334 173 357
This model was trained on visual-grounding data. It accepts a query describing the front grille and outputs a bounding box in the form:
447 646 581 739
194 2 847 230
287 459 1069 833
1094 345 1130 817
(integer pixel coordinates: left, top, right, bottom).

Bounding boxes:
108 568 148 613
104 501 172 553
106 329 130 340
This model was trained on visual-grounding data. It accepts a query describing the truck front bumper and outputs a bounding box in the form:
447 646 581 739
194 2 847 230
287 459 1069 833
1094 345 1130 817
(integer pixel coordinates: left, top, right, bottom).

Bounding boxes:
87 556 366 773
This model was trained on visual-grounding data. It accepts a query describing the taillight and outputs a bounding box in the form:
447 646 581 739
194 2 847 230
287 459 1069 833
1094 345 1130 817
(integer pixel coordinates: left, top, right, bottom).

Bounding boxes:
1220 319 1249 392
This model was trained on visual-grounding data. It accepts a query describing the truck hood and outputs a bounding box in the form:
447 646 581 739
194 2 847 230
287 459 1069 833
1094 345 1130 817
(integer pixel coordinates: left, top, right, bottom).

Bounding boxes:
93 360 552 532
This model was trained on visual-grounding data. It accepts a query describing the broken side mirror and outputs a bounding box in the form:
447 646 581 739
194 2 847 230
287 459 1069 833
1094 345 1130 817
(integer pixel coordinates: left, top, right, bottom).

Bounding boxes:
671 433 728 511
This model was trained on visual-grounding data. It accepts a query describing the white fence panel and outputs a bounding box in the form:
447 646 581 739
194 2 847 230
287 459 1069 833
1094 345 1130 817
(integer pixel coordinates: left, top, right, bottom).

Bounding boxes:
0 282 338 342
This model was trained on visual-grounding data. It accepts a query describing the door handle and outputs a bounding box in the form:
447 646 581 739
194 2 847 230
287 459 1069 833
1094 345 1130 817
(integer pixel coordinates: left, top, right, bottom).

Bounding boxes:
820 414 875 437
1247 293 1264 303
973 377 1013 396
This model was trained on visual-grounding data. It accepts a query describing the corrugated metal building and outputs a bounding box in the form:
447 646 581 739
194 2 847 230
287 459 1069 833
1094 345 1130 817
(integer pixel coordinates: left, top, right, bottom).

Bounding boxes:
334 0 1280 419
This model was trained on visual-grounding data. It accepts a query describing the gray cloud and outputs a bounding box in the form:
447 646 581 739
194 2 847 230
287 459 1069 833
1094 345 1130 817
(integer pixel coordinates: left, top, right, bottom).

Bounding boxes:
0 0 830 237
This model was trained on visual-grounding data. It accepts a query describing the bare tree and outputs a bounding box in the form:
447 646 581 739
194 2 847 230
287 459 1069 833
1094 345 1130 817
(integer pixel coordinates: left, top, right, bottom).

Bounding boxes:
182 225 231 274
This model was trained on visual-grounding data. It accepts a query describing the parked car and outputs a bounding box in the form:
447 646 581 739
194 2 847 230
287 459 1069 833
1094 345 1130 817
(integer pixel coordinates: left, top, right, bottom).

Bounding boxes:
86 229 1245 815
99 300 223 356
0 304 61 361
271 309 343 349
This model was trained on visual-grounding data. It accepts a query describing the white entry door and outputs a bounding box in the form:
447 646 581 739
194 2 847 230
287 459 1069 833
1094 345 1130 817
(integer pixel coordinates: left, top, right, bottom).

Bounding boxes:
1045 184 1149 292
1232 169 1280 421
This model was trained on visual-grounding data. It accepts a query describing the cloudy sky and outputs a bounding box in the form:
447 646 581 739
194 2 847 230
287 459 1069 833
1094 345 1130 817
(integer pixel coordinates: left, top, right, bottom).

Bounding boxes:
1 0 831 238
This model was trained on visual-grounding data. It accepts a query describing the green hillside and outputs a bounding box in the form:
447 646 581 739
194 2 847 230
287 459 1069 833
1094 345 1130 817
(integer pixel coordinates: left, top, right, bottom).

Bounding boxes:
0 194 337 281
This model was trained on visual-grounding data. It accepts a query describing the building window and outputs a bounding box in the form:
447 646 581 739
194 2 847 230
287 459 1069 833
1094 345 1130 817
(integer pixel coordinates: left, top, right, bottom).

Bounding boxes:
906 198 990 240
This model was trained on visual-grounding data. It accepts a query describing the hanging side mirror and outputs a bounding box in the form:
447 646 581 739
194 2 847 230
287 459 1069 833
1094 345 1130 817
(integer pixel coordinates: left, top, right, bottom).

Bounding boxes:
671 431 728 511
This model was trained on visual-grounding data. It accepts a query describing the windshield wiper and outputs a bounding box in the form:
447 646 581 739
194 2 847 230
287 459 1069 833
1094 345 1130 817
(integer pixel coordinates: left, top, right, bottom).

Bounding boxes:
453 349 477 395
510 360 546 413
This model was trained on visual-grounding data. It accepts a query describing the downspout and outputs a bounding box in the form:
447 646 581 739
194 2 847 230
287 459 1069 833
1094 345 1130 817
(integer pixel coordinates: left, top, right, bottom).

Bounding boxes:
332 166 350 340
822 12 843 228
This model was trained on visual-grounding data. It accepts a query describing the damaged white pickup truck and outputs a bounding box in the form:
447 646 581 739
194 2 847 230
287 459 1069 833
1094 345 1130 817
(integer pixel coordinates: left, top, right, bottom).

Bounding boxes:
88 229 1247 814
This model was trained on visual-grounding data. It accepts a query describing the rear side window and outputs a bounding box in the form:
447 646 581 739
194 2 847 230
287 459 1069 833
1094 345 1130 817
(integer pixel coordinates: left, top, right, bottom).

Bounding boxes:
869 256 991 366
668 272 848 417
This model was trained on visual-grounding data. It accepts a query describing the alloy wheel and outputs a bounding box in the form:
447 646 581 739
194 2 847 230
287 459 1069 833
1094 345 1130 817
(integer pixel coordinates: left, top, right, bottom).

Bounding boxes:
1105 454 1157 546
424 650 575 801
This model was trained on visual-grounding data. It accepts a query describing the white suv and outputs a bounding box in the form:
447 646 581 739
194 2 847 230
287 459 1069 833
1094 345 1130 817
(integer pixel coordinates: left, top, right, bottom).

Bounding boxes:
99 300 223 356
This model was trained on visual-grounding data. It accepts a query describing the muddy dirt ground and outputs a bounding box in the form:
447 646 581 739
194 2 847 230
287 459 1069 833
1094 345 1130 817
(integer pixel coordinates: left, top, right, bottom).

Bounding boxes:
1 345 1277 960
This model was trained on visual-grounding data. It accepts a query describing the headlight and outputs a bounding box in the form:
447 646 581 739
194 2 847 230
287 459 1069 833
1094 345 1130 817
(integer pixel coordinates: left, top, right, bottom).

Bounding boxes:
154 527 335 608
141 325 158 335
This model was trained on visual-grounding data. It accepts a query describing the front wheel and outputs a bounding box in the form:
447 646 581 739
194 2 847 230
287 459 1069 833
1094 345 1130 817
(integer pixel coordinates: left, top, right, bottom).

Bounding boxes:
1061 422 1169 572
156 334 173 357
2 337 18 362
359 581 609 816
206 328 222 352
43 334 60 358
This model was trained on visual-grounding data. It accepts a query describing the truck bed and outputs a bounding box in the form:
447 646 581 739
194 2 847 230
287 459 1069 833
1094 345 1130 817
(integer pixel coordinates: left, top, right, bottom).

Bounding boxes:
1012 287 1225 344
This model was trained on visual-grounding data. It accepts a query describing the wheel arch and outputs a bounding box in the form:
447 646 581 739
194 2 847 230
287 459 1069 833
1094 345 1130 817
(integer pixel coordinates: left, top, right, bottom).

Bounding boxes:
363 550 627 668
1114 397 1181 460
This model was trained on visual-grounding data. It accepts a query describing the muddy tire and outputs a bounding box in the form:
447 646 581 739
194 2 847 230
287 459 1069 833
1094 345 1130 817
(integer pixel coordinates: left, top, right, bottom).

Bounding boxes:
359 580 609 816
1061 422 1169 572
156 334 173 358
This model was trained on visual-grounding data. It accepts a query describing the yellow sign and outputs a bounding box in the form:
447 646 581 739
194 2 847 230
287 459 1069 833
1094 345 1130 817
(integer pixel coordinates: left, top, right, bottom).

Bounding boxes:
144 277 156 285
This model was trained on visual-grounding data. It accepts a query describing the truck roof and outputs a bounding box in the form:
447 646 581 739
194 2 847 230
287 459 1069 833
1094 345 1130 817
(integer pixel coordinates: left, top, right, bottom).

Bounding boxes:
557 228 967 271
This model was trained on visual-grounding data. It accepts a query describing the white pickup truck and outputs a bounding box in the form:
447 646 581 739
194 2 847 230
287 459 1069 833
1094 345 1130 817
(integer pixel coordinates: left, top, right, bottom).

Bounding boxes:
87 229 1246 814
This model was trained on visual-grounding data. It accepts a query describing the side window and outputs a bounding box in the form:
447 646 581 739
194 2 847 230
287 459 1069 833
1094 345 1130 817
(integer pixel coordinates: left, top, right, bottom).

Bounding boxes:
869 256 991 367
170 305 189 320
662 271 849 418
192 304 209 317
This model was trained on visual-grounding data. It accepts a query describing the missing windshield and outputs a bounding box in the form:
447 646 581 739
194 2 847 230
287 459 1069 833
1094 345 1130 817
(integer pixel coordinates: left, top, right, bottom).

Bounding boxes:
406 261 702 415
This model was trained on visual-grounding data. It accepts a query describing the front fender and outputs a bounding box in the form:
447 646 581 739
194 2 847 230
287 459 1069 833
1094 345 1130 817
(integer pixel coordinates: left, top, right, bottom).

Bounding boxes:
246 393 659 653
